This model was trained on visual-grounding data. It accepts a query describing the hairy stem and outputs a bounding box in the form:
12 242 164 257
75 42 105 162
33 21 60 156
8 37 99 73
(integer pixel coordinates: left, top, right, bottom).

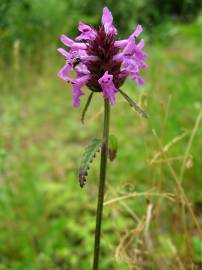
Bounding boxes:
93 98 110 270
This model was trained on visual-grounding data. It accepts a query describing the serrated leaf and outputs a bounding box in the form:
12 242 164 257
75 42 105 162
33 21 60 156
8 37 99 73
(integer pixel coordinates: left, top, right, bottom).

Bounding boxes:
79 138 102 188
119 89 148 118
81 92 94 124
108 134 118 161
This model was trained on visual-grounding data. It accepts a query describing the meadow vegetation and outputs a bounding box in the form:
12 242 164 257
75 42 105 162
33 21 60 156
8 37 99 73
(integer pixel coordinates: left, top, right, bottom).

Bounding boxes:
0 1 202 269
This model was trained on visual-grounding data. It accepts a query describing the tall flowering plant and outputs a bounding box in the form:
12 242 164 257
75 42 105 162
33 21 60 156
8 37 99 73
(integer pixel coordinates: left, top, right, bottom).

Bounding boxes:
58 7 147 270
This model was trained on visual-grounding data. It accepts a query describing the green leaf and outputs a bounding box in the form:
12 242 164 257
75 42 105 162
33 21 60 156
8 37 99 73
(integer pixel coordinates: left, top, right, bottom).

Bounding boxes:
119 89 148 118
81 92 94 124
79 138 102 188
108 134 118 161
192 236 202 262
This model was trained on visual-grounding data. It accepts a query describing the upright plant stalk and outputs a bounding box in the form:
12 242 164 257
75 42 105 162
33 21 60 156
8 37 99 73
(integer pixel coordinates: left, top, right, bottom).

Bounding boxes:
93 98 110 270
57 6 148 270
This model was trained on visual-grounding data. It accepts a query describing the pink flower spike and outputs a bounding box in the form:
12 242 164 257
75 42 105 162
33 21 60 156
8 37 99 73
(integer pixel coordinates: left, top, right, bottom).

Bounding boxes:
102 7 117 35
57 7 147 108
98 71 117 105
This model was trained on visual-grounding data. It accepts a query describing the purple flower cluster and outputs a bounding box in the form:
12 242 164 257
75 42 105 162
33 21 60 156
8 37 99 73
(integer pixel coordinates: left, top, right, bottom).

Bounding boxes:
58 7 147 107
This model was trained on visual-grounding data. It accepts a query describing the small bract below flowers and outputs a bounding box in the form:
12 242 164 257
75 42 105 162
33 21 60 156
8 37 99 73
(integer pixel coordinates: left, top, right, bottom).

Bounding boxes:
57 7 147 107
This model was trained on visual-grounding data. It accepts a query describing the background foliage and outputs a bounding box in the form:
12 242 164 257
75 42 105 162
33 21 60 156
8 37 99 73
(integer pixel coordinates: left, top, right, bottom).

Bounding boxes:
1 0 202 58
0 0 202 269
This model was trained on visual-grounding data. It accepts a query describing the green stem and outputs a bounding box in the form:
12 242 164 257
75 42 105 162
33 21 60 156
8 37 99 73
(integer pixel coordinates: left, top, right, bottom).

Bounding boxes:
93 98 110 270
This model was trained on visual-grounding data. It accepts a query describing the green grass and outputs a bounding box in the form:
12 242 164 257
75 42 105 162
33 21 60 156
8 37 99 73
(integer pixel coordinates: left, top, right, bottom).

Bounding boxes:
0 22 202 270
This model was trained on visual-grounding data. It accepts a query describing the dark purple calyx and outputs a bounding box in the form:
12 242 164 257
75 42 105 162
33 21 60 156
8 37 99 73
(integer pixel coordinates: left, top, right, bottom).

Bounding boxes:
86 26 126 92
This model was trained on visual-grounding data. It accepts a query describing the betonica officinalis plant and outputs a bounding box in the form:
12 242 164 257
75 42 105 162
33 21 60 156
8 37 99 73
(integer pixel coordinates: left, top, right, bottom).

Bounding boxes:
57 6 147 270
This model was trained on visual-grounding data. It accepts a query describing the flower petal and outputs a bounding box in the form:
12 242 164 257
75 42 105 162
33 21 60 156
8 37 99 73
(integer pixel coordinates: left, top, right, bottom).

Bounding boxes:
58 63 72 81
131 24 143 38
130 72 145 85
60 34 87 50
113 53 123 62
60 34 74 47
74 63 90 75
115 24 143 49
123 57 139 73
114 39 128 48
72 87 84 107
123 36 136 55
76 22 96 41
98 71 117 105
137 39 144 49
71 75 90 107
102 7 117 35
78 22 92 32
102 7 113 26
57 48 70 58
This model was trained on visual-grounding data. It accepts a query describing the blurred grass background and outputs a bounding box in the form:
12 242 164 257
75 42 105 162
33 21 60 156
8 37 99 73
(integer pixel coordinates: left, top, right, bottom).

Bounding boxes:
0 0 202 269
